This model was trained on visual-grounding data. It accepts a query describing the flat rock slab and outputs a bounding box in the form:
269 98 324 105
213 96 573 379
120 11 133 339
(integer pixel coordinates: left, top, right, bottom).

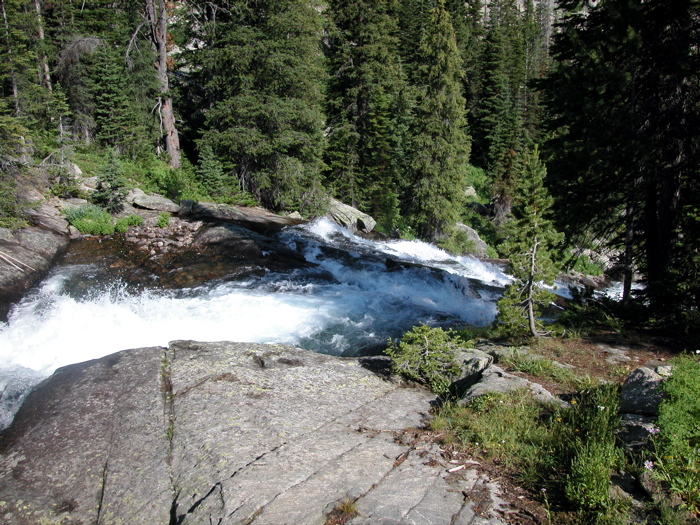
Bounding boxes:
0 342 509 525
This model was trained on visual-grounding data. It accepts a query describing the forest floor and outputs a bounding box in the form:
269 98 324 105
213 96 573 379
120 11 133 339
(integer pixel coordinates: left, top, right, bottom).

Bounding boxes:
424 331 682 525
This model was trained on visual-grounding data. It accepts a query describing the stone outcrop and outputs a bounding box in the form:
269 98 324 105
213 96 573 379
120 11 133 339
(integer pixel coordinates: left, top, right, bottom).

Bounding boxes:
455 223 489 257
180 200 303 233
0 192 71 318
0 341 510 525
619 366 665 416
326 199 376 234
127 188 181 213
459 365 570 409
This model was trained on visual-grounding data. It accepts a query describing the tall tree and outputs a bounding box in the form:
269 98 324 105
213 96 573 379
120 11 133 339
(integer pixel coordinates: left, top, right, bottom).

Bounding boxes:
145 0 180 168
185 0 328 215
497 146 563 338
543 0 700 309
325 0 410 227
408 0 470 241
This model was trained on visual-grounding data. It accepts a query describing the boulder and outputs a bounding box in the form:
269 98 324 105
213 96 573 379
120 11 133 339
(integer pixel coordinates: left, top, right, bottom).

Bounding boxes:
460 365 570 409
450 348 494 394
326 198 376 234
0 227 69 319
0 341 510 525
455 222 489 257
619 367 665 416
127 188 180 213
617 414 659 451
180 200 303 234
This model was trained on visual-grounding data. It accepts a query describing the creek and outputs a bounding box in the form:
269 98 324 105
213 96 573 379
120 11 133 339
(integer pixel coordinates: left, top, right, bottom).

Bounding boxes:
0 218 519 429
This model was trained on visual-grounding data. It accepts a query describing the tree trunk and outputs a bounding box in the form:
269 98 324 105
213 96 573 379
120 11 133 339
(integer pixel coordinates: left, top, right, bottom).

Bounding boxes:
1 0 20 116
622 198 634 305
34 0 52 92
146 0 180 169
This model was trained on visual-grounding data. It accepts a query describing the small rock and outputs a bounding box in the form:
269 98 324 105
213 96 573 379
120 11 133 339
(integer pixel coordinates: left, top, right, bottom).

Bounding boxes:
619 367 665 416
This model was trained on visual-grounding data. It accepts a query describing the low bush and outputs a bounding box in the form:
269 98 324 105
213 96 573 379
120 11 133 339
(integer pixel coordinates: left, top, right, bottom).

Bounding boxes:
64 204 115 235
115 214 143 233
385 324 466 396
156 212 170 228
651 354 700 514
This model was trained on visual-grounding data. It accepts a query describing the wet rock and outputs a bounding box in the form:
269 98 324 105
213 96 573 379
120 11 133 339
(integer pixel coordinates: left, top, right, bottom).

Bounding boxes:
619 367 665 416
455 222 489 257
0 226 69 319
326 198 376 234
0 341 511 525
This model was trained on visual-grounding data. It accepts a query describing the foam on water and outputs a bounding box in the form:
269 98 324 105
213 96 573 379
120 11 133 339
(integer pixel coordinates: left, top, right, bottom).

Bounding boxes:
0 218 516 428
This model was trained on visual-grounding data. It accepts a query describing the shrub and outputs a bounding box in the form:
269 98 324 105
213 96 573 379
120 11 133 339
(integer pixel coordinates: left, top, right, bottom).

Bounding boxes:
115 214 143 233
156 212 170 228
64 204 115 235
385 324 462 396
652 354 700 514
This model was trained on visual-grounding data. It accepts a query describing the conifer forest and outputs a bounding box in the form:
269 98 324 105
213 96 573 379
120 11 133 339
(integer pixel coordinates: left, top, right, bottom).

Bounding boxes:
1 0 699 331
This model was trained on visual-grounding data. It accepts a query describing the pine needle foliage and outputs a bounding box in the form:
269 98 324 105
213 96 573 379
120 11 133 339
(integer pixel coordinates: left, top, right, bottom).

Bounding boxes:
409 0 471 242
497 146 563 338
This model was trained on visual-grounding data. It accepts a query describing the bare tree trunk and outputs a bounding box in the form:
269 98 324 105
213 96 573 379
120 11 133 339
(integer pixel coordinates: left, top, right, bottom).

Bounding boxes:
1 0 20 116
527 236 540 338
34 0 52 92
622 198 634 305
146 0 180 169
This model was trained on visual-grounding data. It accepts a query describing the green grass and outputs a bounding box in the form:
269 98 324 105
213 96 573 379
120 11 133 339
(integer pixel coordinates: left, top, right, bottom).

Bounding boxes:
63 204 115 235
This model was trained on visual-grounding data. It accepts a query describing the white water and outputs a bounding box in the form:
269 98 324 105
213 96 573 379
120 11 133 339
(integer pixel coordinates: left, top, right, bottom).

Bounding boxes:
0 218 515 428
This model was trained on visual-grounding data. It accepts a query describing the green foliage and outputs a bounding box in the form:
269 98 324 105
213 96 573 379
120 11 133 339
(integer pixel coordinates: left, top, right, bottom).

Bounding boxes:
385 324 463 396
64 204 115 235
115 214 143 233
568 254 604 277
434 380 628 519
156 213 170 229
652 355 700 514
496 146 563 339
325 0 411 227
92 149 127 213
184 0 329 216
408 0 471 242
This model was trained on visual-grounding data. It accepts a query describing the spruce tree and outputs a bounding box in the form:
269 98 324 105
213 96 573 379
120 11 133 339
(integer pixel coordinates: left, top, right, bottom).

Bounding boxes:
325 0 410 228
496 146 563 339
542 0 700 311
186 0 328 216
408 0 470 242
93 148 127 213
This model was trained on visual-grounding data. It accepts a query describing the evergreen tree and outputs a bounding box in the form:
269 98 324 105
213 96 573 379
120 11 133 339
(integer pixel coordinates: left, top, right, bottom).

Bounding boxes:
408 0 470 242
542 0 700 310
93 148 127 213
185 0 328 215
497 146 563 338
325 0 410 228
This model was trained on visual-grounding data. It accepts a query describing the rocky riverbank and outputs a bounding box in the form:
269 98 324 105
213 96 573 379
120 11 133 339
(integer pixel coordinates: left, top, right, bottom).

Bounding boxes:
0 341 509 525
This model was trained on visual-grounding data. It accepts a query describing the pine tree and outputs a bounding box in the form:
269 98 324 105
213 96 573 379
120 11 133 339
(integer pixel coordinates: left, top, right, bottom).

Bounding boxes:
186 0 328 216
93 148 127 213
325 0 410 228
408 0 470 242
542 0 700 310
496 146 563 338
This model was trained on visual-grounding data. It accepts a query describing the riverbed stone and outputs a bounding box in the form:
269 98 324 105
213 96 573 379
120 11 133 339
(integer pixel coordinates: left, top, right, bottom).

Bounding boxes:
326 198 377 233
0 342 511 525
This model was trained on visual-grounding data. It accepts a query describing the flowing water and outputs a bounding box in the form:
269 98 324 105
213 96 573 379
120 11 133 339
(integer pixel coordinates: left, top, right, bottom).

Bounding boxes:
0 218 520 429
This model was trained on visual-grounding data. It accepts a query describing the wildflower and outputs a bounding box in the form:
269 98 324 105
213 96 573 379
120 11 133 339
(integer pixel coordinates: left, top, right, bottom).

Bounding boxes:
541 488 547 493
597 405 606 410
644 460 654 471
571 399 577 404
649 426 660 435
